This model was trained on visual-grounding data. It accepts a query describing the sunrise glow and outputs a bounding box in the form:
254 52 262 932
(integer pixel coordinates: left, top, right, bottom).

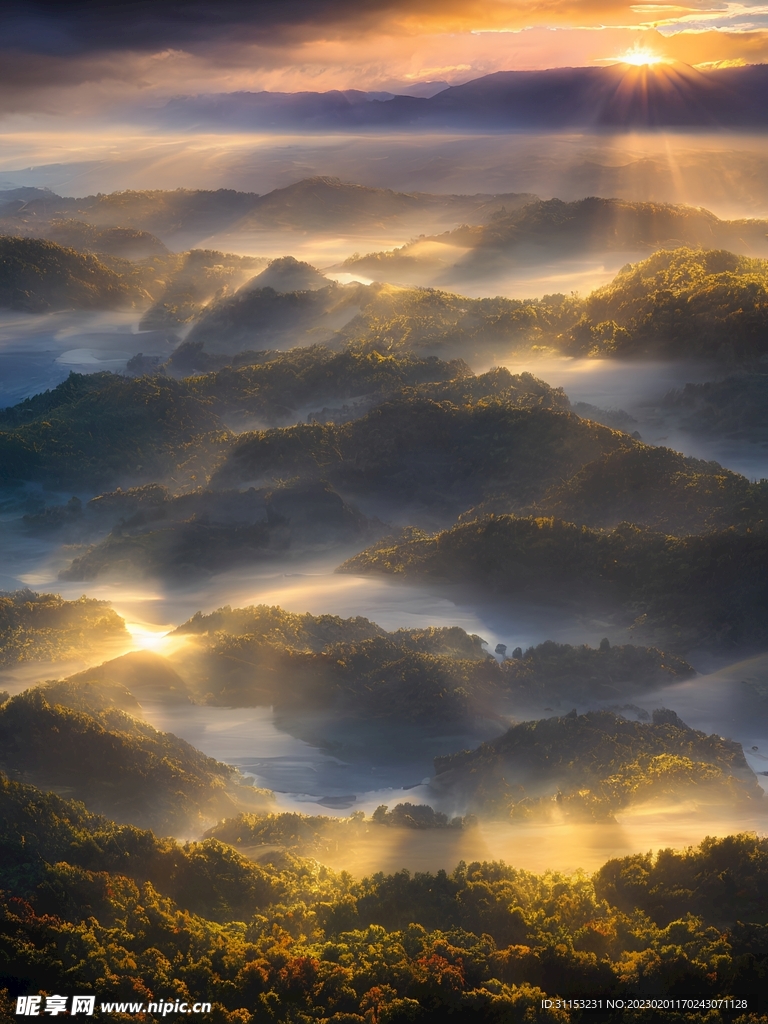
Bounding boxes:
615 44 671 66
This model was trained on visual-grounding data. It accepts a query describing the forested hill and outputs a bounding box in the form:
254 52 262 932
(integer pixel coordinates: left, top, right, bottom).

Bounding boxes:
1 773 768 1016
3 229 768 364
431 708 761 818
0 355 563 490
165 602 693 721
339 515 768 650
0 236 144 311
0 178 537 242
344 197 768 279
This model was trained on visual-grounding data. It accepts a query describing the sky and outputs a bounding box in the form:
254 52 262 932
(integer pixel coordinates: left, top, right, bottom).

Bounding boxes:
3 0 768 117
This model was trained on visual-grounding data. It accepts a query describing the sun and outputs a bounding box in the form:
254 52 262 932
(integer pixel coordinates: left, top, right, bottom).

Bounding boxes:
615 44 670 67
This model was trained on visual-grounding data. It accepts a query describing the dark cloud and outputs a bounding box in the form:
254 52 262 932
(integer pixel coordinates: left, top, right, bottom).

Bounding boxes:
5 1 419 55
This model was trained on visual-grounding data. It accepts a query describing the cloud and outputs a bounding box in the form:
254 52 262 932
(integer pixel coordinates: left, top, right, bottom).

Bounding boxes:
2 0 768 116
2 0 726 57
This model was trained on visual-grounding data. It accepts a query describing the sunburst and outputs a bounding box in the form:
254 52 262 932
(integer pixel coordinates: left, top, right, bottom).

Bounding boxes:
616 44 671 67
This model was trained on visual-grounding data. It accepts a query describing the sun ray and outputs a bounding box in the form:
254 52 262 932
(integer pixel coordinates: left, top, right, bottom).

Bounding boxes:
610 42 674 66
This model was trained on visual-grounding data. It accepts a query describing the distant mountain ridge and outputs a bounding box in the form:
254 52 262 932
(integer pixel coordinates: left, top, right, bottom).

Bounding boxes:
0 177 537 244
154 63 768 131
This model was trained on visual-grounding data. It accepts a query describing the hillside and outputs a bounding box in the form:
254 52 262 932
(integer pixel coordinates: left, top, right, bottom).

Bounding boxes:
184 280 367 352
431 709 762 818
211 403 630 522
172 605 492 720
0 372 228 488
173 274 577 363
0 212 170 261
1 775 767 1012
460 442 768 536
499 639 693 702
0 589 127 667
4 360 562 535
336 284 575 361
340 247 768 363
0 178 538 245
5 351 763 535
570 247 768 360
205 806 466 859
235 177 537 232
0 187 263 240
661 372 768 445
340 515 768 649
6 233 765 366
212 394 768 533
59 480 382 582
0 235 144 311
0 233 266 319
530 444 768 535
469 198 768 257
1 350 481 488
59 649 194 708
137 248 267 329
168 603 692 721
344 198 768 285
0 686 269 833
179 346 476 426
41 219 169 259
0 774 284 922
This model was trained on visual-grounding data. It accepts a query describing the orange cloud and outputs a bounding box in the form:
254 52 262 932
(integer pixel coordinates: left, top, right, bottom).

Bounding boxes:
2 0 768 113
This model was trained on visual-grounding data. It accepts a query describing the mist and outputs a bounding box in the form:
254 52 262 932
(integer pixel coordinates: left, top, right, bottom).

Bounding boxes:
3 122 768 881
5 129 768 218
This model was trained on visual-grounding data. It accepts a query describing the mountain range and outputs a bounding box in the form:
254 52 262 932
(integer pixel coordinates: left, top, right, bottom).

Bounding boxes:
154 63 768 131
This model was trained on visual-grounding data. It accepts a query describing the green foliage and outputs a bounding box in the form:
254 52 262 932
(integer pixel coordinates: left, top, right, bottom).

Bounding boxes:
571 248 768 360
0 236 143 311
0 372 228 488
470 198 752 255
174 602 386 650
0 589 126 667
212 380 768 536
62 649 193 706
595 832 768 928
533 444 768 535
0 686 269 834
2 775 768 1017
433 709 761 818
212 402 626 518
340 514 768 649
347 197 768 278
169 602 691 721
0 352 566 495
181 345 475 425
138 248 267 330
43 219 169 259
341 246 768 363
0 774 288 921
1 186 263 237
499 640 694 701
4 229 768 366
337 284 577 361
173 607 497 721
185 282 365 352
